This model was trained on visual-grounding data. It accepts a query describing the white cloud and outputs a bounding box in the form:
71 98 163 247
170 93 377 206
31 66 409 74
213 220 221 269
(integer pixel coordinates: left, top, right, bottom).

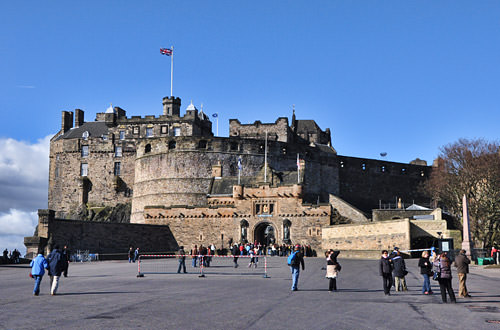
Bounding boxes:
0 209 38 255
0 136 50 212
0 136 51 256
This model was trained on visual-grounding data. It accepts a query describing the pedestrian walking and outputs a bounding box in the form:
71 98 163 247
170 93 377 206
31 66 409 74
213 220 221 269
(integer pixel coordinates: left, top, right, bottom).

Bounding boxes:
177 246 187 273
392 251 408 292
30 251 48 296
248 248 257 268
62 245 70 277
434 252 456 303
128 247 134 263
191 245 198 268
418 251 433 295
288 245 305 291
491 246 498 265
133 248 139 262
454 249 471 298
325 250 341 292
232 244 239 268
379 250 393 296
47 245 65 295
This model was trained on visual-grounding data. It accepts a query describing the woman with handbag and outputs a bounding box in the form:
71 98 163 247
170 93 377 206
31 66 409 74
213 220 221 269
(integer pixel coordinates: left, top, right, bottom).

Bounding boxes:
325 249 340 292
418 251 433 295
433 252 456 303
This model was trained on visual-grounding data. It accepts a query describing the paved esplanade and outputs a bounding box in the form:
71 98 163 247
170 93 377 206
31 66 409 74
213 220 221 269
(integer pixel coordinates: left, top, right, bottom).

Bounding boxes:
1 257 499 329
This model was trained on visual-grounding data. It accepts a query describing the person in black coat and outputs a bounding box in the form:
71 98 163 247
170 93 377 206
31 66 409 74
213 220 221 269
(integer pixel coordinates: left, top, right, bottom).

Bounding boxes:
379 250 393 295
47 245 65 295
232 244 239 268
392 251 408 292
418 251 433 295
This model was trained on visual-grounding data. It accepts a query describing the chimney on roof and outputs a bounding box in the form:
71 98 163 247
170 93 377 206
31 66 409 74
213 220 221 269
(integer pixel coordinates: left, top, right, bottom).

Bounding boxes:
74 109 84 128
61 111 73 133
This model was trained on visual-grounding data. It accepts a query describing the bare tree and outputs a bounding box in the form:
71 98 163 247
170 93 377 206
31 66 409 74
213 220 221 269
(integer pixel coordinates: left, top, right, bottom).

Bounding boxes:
426 139 500 249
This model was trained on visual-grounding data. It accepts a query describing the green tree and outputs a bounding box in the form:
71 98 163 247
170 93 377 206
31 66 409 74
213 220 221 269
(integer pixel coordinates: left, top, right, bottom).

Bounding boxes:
426 139 500 249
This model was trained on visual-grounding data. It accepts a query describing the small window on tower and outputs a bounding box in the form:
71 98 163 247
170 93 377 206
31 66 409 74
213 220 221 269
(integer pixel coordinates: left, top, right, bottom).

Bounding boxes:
146 128 153 137
173 127 181 136
114 162 121 176
81 145 89 158
115 146 122 157
80 163 88 177
161 125 168 135
119 131 125 140
133 126 139 135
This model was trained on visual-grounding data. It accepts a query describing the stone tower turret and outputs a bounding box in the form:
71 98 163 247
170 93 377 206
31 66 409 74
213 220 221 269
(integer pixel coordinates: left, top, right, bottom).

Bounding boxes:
163 96 181 117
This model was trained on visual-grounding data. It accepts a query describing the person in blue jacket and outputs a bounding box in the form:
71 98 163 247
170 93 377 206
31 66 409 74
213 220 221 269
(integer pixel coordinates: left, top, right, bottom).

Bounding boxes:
30 251 48 296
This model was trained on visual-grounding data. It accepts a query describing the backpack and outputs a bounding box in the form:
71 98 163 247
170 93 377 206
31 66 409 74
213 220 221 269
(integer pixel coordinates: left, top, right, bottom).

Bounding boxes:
287 251 298 266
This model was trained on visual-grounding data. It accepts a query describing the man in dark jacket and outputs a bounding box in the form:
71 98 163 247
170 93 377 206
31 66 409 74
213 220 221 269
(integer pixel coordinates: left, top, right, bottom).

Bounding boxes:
290 245 305 291
232 244 239 268
47 245 65 295
379 250 393 295
62 245 70 277
454 249 471 298
177 246 187 273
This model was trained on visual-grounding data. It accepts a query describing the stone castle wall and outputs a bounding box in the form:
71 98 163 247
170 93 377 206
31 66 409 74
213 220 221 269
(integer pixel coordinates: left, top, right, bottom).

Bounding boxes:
131 136 339 223
24 209 178 258
49 136 135 218
337 155 431 213
322 219 411 252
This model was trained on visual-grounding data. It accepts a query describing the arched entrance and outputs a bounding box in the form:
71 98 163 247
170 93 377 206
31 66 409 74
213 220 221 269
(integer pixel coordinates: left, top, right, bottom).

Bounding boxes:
254 222 276 246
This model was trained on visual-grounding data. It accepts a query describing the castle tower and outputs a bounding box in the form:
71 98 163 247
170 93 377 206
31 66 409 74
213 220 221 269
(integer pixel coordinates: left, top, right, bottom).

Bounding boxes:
163 96 181 116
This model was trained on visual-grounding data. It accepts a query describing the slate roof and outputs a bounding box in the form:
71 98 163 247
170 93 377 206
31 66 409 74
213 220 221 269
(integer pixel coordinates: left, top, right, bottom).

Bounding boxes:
56 122 109 140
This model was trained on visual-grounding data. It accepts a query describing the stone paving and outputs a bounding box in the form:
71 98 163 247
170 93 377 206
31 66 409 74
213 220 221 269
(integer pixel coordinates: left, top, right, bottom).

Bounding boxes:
1 257 499 329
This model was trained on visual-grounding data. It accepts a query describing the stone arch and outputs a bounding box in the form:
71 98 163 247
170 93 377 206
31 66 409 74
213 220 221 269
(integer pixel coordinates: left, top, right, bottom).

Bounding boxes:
253 221 276 247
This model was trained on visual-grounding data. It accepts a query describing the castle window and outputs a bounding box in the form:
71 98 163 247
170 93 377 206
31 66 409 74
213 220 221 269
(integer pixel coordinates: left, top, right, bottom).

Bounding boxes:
81 145 89 158
133 126 139 135
145 144 151 153
259 144 265 153
146 128 153 137
282 147 287 155
198 140 207 149
173 127 181 136
420 170 425 177
362 163 366 171
199 234 203 241
401 168 407 174
340 161 344 168
114 162 121 176
161 125 168 135
230 142 238 151
80 163 88 177
55 166 59 178
115 146 122 157
381 165 386 173
168 141 176 149
82 131 89 140
119 131 125 140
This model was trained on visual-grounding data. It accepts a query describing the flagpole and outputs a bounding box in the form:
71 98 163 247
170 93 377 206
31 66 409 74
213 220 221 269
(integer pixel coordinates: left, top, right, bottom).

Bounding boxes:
170 46 174 97
238 156 241 185
297 153 300 184
264 131 268 183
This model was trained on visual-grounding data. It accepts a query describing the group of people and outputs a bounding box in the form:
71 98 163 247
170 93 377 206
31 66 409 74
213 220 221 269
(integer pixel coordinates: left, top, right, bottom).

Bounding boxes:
2 248 21 264
380 247 471 303
128 247 140 263
29 245 70 296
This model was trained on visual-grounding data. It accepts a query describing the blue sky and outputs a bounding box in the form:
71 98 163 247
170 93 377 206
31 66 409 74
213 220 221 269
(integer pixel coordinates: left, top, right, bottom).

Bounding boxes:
1 1 500 253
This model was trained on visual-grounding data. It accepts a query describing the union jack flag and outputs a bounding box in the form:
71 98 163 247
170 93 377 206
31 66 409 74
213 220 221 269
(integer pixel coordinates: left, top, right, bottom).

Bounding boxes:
160 48 173 56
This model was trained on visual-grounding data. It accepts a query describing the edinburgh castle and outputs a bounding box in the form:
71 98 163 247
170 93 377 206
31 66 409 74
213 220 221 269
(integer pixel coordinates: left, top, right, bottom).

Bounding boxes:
25 96 460 257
